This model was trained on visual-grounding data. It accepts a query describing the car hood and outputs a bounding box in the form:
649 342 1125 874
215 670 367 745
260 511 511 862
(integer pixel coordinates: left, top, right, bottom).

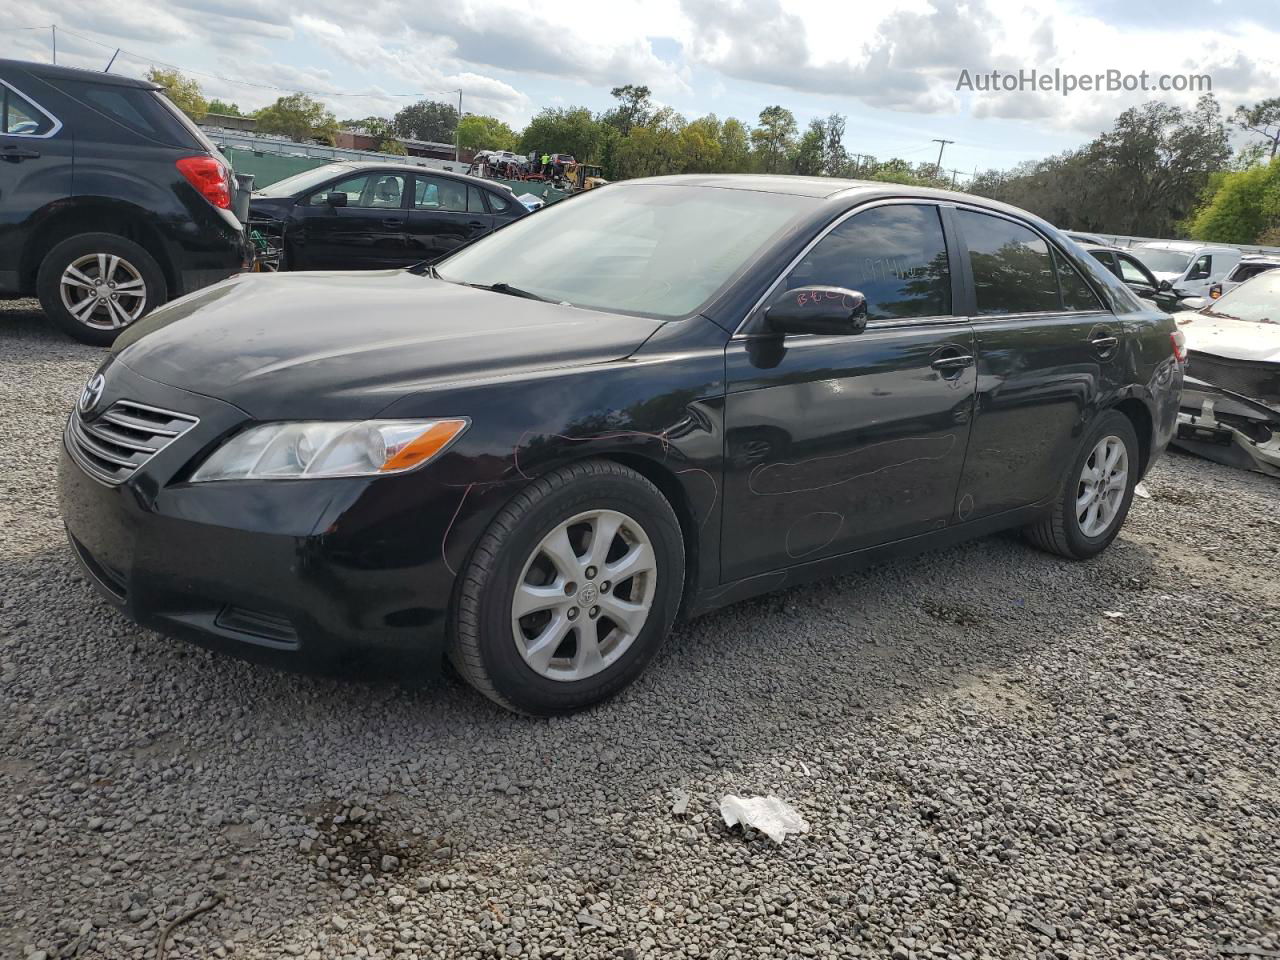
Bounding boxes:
1179 312 1280 364
1152 270 1183 284
112 270 664 419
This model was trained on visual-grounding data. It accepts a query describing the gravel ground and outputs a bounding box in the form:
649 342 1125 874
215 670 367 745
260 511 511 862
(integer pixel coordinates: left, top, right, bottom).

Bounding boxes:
3 297 1279 960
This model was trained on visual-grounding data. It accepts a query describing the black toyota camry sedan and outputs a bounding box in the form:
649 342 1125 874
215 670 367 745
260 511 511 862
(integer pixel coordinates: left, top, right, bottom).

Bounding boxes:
59 175 1185 714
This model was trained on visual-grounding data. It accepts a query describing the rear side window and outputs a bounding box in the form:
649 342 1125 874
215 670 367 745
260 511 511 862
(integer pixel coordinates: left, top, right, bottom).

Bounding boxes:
1 82 57 136
415 176 468 212
784 203 952 321
957 210 1059 315
50 80 191 144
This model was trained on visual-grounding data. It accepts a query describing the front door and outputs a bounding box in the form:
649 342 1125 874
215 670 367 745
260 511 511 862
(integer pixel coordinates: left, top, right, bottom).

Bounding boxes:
0 78 73 291
406 176 495 263
293 171 408 270
722 202 977 581
950 207 1125 519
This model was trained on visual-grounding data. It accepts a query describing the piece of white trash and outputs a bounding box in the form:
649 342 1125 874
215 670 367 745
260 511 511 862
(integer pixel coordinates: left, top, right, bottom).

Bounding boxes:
1103 611 1124 619
719 795 810 844
1134 482 1151 499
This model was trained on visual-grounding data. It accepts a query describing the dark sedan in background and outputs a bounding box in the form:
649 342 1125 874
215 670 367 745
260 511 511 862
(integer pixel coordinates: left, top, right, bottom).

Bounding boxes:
60 175 1184 715
247 162 527 271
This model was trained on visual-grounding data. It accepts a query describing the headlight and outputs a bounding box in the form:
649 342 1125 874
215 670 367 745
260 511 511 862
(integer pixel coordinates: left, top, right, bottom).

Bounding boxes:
190 419 468 482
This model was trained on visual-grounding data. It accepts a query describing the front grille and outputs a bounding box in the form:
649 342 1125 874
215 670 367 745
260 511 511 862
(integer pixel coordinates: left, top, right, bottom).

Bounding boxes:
1188 351 1280 409
66 399 199 485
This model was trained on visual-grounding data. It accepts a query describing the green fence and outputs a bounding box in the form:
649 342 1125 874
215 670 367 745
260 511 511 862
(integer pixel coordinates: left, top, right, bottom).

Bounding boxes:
224 148 334 188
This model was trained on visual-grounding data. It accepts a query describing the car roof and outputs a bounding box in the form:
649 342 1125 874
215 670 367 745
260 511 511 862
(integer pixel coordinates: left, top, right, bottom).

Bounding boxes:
1136 239 1239 254
312 161 511 191
0 58 159 90
1078 243 1126 253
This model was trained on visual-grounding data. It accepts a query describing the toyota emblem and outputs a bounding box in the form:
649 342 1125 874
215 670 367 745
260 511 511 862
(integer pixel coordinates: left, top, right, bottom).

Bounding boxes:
78 374 105 416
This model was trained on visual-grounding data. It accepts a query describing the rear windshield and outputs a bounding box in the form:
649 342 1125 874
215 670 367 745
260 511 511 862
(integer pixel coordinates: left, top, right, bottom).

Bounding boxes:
50 79 196 147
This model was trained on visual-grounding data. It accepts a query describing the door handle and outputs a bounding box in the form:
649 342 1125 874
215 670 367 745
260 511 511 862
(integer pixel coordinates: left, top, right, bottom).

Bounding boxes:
931 354 974 373
467 220 486 229
1090 335 1118 349
381 217 403 227
1 147 40 162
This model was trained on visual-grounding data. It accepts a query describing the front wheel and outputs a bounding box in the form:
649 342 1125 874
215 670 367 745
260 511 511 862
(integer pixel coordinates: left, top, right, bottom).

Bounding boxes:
1025 410 1140 559
449 459 685 715
36 233 167 346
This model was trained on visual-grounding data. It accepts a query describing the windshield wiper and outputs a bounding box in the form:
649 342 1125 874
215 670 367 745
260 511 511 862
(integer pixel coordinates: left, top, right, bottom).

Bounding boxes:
468 281 553 302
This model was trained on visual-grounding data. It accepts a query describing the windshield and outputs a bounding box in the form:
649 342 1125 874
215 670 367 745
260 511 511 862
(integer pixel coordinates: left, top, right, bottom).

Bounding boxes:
1135 248 1192 274
1205 270 1280 323
253 164 356 197
435 183 814 319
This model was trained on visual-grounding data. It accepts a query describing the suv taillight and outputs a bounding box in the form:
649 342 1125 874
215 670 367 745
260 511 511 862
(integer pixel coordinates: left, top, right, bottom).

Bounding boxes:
176 155 231 209
1171 330 1187 364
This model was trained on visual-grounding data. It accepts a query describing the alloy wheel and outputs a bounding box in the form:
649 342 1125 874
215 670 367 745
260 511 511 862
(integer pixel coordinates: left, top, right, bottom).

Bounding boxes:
1076 435 1128 538
58 253 148 330
510 509 657 681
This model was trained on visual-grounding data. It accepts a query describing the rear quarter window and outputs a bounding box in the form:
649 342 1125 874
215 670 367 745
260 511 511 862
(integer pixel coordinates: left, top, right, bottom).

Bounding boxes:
1 81 58 136
49 79 196 147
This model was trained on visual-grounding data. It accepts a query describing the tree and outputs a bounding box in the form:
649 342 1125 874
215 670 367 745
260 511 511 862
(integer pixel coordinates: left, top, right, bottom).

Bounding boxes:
1186 160 1280 243
146 68 206 122
457 115 519 152
254 94 339 144
821 114 849 177
207 99 242 117
750 106 797 174
1233 98 1280 162
379 139 408 156
392 100 458 143
340 116 394 138
717 117 752 173
791 119 826 175
520 107 608 163
612 107 687 178
601 84 653 137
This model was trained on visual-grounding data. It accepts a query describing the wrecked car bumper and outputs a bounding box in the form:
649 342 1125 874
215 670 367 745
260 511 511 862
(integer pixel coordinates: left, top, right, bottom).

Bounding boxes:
1174 375 1280 478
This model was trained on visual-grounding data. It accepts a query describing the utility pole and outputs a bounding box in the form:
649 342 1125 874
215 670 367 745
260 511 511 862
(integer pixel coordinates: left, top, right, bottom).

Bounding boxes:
948 168 963 188
454 89 462 163
931 138 954 178
51 25 57 64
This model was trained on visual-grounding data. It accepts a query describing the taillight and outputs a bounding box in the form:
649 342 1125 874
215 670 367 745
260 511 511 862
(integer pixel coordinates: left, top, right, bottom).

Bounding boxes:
1170 330 1187 364
176 155 231 209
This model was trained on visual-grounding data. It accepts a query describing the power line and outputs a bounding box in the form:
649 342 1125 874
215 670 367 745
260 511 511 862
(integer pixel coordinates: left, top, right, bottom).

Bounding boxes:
46 25 462 100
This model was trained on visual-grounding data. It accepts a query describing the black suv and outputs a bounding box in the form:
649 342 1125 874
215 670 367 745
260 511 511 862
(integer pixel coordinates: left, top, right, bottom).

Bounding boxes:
0 59 246 345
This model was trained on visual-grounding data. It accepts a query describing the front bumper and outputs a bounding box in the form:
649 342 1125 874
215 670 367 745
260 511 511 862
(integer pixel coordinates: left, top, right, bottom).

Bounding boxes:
57 363 465 665
1173 376 1280 478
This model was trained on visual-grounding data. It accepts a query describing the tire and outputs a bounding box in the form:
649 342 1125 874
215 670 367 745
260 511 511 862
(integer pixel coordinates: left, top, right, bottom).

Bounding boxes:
449 459 685 715
36 233 168 346
1025 410 1140 560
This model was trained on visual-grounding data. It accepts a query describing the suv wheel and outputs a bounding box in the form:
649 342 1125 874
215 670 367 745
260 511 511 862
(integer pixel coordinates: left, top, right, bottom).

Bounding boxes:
36 233 167 346
1025 410 1140 560
449 459 685 715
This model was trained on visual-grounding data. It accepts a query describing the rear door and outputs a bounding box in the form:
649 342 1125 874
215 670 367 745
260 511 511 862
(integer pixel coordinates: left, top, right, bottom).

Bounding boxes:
951 207 1123 520
405 175 494 263
292 171 408 270
0 77 72 292
721 201 977 580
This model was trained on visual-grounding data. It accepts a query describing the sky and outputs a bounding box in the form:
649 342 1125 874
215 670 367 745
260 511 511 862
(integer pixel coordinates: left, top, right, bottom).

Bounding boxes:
7 0 1279 177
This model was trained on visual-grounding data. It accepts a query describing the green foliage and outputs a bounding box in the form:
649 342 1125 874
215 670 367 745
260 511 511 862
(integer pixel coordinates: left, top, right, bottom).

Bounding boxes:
970 95 1232 237
600 85 653 137
457 115 519 152
1232 98 1280 162
392 100 458 143
379 138 408 156
751 106 797 173
206 99 242 117
254 94 339 144
1186 160 1280 243
146 68 206 122
520 107 608 163
341 116 394 139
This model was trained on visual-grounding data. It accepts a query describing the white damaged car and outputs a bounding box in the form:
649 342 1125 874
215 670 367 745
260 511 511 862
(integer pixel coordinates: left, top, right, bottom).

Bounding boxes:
1175 270 1280 477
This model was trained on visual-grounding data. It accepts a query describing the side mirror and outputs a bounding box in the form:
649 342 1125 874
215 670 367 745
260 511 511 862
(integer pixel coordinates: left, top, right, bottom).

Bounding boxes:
1158 279 1173 292
325 192 348 207
765 286 868 336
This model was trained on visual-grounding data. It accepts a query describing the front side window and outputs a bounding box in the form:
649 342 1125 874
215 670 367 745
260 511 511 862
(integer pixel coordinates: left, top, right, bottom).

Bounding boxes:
782 204 951 321
435 183 812 319
1089 251 1118 277
308 173 405 208
1 82 57 136
1186 254 1212 281
1117 256 1151 286
957 210 1059 315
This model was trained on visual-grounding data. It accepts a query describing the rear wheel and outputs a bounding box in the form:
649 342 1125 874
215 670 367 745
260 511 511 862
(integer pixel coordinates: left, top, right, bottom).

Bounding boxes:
449 459 685 715
36 233 167 346
1025 410 1139 559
